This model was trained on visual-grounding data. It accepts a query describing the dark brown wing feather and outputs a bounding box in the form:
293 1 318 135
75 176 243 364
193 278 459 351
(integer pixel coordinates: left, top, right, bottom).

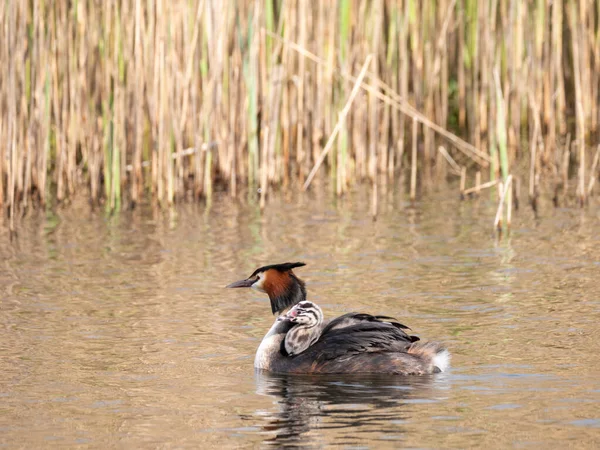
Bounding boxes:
274 313 420 372
268 314 444 375
318 319 418 358
321 312 418 337
278 319 428 375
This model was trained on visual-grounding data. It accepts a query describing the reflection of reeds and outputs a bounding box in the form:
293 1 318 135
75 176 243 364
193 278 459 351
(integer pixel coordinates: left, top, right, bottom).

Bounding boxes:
2 1 600 219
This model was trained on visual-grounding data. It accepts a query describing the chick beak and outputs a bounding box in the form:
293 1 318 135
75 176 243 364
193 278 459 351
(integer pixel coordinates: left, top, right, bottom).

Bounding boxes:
277 308 299 321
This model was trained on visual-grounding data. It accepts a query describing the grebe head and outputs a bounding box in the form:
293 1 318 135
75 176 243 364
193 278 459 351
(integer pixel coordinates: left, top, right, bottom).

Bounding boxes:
278 301 324 357
226 262 307 314
278 301 323 327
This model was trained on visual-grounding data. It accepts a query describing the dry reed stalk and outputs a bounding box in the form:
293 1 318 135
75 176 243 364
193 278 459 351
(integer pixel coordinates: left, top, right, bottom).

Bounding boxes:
266 65 284 185
469 0 481 151
245 1 260 190
280 25 291 189
587 145 600 196
507 176 512 228
462 178 498 196
577 142 586 206
542 6 555 158
410 118 417 201
577 2 591 132
384 4 398 178
460 166 466 195
567 1 586 206
562 142 572 198
336 120 344 196
398 0 409 174
480 0 495 152
493 68 509 182
506 0 521 154
533 0 545 132
296 0 307 182
2 1 600 216
513 175 520 211
323 0 336 175
529 111 540 206
368 0 382 182
0 121 4 210
303 54 373 191
592 1 600 132
494 174 512 232
260 125 269 209
230 50 242 197
309 0 324 178
437 146 461 176
257 0 271 190
457 3 466 130
552 0 566 135
386 6 398 178
266 30 490 167
371 176 378 221
131 0 143 204
431 0 456 111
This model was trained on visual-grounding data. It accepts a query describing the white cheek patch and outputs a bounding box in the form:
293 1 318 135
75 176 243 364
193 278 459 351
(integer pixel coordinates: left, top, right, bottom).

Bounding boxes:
252 276 266 293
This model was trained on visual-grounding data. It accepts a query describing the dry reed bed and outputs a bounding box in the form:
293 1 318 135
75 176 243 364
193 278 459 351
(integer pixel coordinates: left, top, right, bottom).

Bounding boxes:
1 0 599 226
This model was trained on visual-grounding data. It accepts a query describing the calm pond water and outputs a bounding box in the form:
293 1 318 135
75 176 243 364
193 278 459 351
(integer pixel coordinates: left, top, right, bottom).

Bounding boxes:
1 187 599 448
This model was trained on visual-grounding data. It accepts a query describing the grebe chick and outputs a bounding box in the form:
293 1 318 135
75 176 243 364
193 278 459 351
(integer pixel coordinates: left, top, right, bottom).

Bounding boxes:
278 301 324 356
227 262 450 375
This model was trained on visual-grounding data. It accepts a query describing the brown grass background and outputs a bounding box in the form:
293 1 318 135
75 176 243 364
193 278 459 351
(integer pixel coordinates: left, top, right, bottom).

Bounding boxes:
1 0 599 224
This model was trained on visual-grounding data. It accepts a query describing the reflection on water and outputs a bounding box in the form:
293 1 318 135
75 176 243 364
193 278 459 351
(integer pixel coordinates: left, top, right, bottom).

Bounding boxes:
0 188 599 448
253 371 450 447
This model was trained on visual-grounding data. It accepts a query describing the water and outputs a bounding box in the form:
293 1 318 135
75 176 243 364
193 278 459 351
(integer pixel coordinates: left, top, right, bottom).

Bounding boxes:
1 188 599 448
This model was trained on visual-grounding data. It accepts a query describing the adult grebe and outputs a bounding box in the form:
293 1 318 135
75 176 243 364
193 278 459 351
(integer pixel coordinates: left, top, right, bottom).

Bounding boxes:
227 262 450 375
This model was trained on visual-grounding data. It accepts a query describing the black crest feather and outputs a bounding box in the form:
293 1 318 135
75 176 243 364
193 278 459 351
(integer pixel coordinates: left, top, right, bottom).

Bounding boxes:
250 262 306 278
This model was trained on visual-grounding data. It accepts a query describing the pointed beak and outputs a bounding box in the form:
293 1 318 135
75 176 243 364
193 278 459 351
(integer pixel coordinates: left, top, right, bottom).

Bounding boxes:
277 308 298 321
226 278 255 289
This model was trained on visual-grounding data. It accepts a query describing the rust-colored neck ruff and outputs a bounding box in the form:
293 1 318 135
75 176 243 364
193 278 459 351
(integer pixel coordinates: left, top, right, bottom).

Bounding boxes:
264 269 306 314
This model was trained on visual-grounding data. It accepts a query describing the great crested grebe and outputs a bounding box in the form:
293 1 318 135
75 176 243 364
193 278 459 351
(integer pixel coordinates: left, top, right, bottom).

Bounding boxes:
227 262 450 375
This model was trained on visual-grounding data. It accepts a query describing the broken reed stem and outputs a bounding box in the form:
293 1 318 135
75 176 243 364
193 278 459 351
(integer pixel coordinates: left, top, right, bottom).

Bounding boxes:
303 54 373 191
371 178 378 220
587 144 600 195
459 167 466 194
437 146 461 176
124 142 218 171
462 179 498 196
494 174 513 232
